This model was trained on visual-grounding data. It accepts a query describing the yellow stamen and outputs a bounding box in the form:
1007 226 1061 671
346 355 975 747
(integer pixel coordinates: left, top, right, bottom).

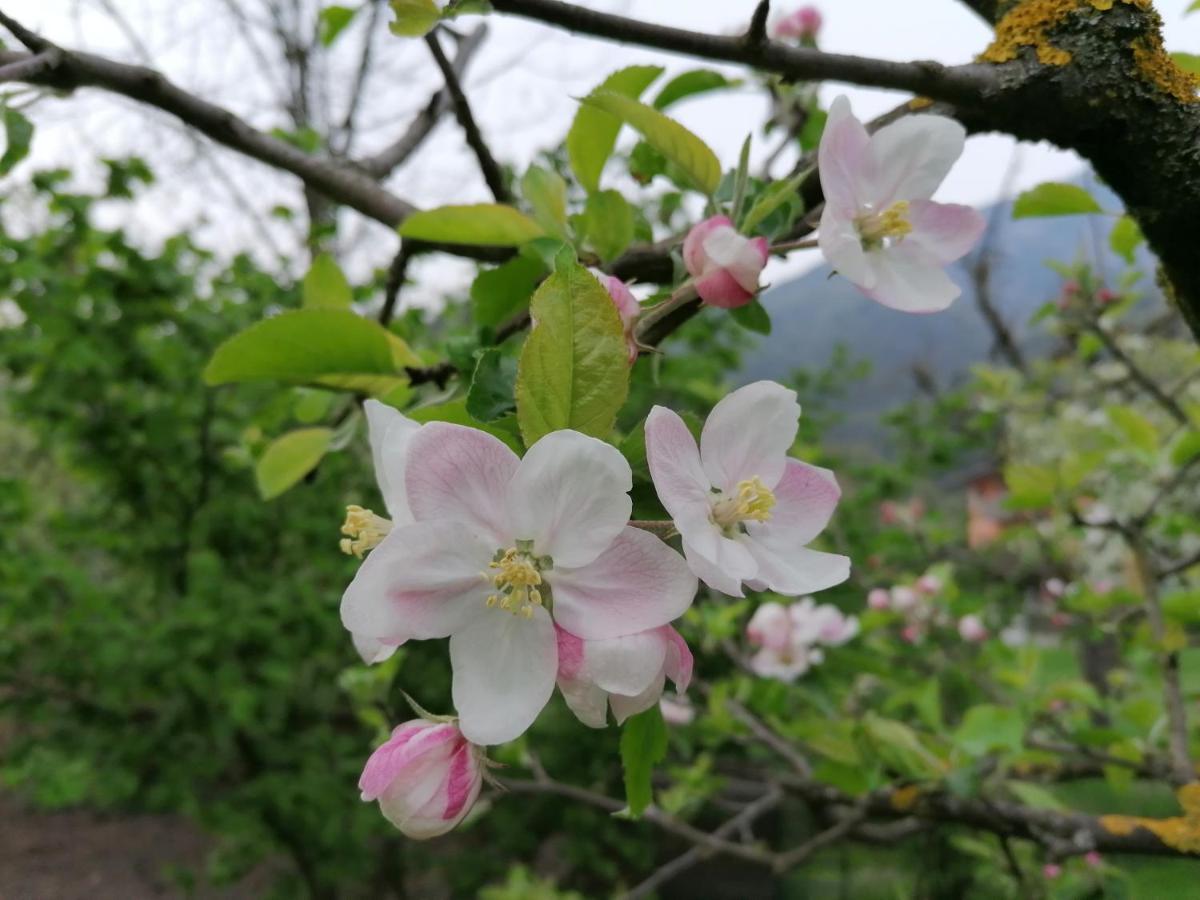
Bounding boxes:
487 548 546 617
856 200 912 250
339 505 392 558
711 477 777 531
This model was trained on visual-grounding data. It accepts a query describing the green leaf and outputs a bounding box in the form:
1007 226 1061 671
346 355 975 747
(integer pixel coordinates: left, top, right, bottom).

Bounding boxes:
740 170 806 234
1171 52 1200 74
471 256 545 329
1107 405 1158 454
302 253 353 309
652 69 737 109
255 428 333 500
0 106 34 176
1109 216 1143 264
579 190 634 263
204 310 397 389
1163 590 1200 625
521 166 569 239
1005 781 1066 810
580 91 721 195
319 5 358 45
515 261 630 446
293 387 334 424
466 348 517 422
398 204 544 246
730 299 771 335
388 0 441 36
1012 182 1102 218
567 65 662 193
1170 430 1200 467
862 714 945 780
954 705 1024 757
620 705 668 817
1003 462 1056 509
1190 0 1200 13
408 399 523 453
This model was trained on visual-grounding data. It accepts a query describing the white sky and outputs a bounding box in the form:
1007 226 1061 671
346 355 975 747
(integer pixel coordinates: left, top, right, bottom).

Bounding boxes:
5 0 1200 301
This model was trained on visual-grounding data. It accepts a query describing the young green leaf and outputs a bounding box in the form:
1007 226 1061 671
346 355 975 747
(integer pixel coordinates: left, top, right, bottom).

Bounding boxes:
652 69 738 110
580 91 721 195
740 170 807 234
953 705 1024 757
302 253 353 309
1109 215 1143 264
471 256 545 329
567 65 663 193
1012 183 1102 219
319 5 358 45
0 107 34 176
521 165 570 239
466 348 518 422
620 705 668 817
515 261 630 446
580 189 634 263
255 427 334 500
729 299 771 335
388 0 441 37
409 398 523 453
398 204 544 246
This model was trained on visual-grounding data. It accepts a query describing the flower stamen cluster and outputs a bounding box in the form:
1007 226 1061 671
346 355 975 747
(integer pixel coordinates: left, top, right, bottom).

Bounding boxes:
340 505 393 558
486 542 552 618
855 201 912 250
711 476 776 531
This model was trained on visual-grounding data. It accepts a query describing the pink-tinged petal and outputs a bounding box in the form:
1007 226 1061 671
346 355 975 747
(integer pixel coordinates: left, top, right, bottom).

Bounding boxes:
682 535 755 597
905 200 986 265
818 95 872 214
746 601 791 651
439 743 482 820
610 672 666 725
359 721 460 801
862 247 961 313
554 625 586 680
340 521 491 644
700 380 800 492
683 215 734 278
695 267 755 308
404 422 519 545
352 632 403 665
645 405 713 533
597 272 640 324
818 205 874 289
868 113 966 204
580 629 668 697
742 539 850 596
508 430 632 569
364 399 420 523
752 459 841 547
702 227 765 294
659 626 693 691
550 526 697 640
558 676 610 728
451 605 558 745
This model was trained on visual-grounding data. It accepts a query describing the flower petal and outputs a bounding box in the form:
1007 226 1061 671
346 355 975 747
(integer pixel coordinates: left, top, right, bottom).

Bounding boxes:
699 381 800 492
581 629 668 696
660 626 693 691
751 459 841 547
682 535 756 597
451 605 558 745
862 247 962 313
609 673 666 725
364 399 420 522
340 521 491 643
645 405 713 532
868 113 965 203
550 526 697 640
695 267 755 308
905 200 986 265
683 215 734 278
741 539 850 596
558 676 609 728
818 95 872 214
508 430 632 569
818 204 874 289
352 632 403 665
405 422 519 545
359 720 458 801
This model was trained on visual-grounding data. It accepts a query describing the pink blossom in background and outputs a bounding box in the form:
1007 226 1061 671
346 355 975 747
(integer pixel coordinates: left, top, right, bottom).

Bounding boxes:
1043 863 1062 880
358 719 483 839
595 271 641 363
659 694 696 726
682 216 769 309
342 424 696 745
1085 851 1102 867
555 624 693 727
645 380 850 597
957 614 987 643
915 574 942 596
774 6 822 40
867 588 891 610
817 95 986 312
745 597 858 682
900 623 923 644
889 585 919 612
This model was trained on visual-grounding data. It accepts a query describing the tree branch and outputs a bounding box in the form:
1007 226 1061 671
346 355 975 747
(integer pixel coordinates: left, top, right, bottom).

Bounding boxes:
488 0 997 107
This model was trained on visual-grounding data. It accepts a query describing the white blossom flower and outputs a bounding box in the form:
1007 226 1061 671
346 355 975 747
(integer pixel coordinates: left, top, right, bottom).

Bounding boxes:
645 380 850 596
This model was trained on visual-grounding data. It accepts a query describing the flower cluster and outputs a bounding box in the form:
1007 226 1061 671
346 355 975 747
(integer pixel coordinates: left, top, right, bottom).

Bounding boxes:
342 380 848 837
867 571 988 645
746 597 859 681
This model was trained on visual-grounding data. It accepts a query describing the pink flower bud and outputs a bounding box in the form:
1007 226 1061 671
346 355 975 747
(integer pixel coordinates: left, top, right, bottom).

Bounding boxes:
1084 850 1102 867
901 623 922 644
1050 612 1072 629
890 586 918 612
867 588 891 610
1096 288 1117 306
775 6 822 40
1042 577 1066 600
595 272 640 363
682 215 769 309
359 719 483 839
957 614 987 643
1043 863 1062 880
878 500 900 525
915 575 942 596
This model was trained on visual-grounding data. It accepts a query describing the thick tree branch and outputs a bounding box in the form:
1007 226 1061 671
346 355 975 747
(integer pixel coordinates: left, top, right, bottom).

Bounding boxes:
489 0 997 107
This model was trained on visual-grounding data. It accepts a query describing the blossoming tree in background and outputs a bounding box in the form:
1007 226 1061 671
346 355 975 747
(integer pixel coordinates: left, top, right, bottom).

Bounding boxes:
1 0 1200 895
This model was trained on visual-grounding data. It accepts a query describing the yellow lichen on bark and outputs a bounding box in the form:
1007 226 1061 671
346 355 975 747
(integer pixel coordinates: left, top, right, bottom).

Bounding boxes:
980 0 1157 69
890 784 922 812
1131 34 1200 103
1099 783 1200 854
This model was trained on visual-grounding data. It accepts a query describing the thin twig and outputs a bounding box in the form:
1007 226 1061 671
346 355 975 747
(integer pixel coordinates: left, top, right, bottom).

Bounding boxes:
380 242 413 327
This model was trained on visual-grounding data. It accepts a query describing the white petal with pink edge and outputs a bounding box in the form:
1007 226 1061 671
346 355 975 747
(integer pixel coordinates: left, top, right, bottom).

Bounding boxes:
699 381 799 492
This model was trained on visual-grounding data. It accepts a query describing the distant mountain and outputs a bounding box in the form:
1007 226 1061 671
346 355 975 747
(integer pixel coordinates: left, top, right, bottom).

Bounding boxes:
738 175 1159 446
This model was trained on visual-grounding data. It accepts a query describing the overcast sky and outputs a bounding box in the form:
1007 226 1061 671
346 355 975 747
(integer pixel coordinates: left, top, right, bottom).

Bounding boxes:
5 0 1199 300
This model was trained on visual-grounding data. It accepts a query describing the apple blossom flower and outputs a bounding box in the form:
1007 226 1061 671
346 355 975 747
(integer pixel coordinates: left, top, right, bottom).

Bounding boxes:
1084 850 1102 867
915 574 942 596
867 588 891 610
683 216 769 309
901 623 923 644
555 624 692 727
659 694 696 726
793 597 859 645
358 718 484 839
594 271 640 363
746 598 857 682
957 614 987 643
775 6 822 41
1043 863 1062 880
817 95 985 313
750 639 824 681
341 423 697 745
889 585 918 612
645 380 850 597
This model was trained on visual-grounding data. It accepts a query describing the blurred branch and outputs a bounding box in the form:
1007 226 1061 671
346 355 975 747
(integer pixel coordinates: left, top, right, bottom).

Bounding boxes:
379 242 413 328
424 28 510 203
1082 313 1188 425
0 50 61 82
1162 548 1200 579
